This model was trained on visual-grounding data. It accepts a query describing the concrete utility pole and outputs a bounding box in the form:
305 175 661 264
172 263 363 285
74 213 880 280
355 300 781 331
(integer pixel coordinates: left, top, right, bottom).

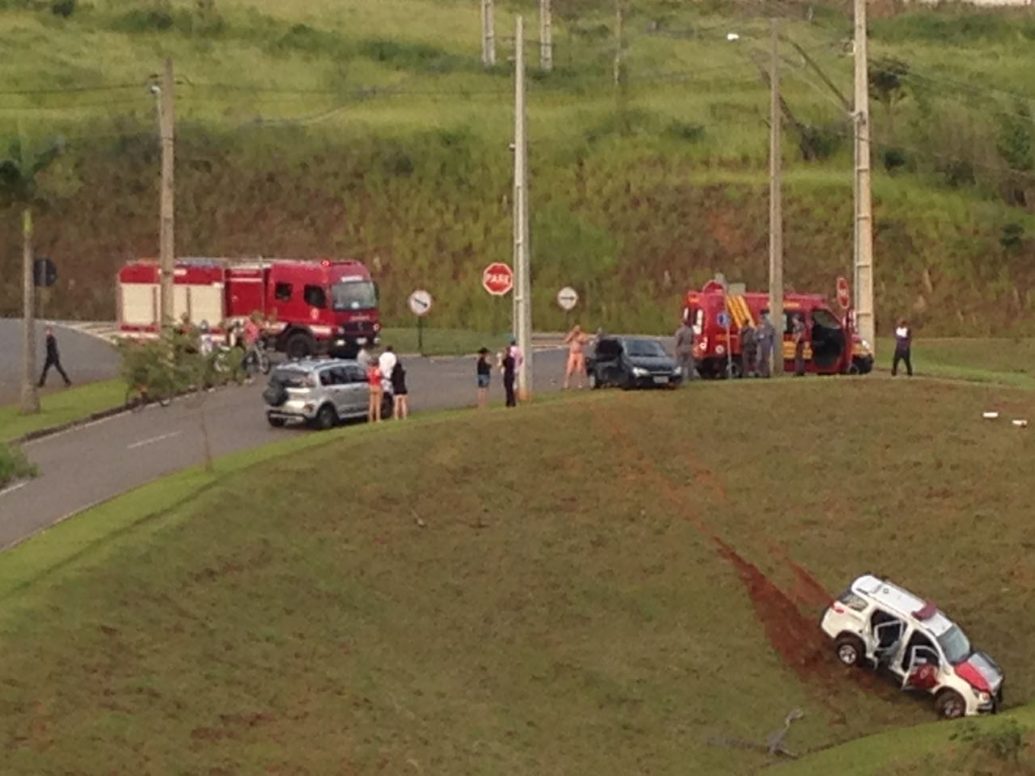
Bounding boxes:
613 0 624 88
539 0 553 72
158 58 176 329
481 0 496 67
513 16 533 400
21 208 38 413
853 0 875 353
768 18 784 377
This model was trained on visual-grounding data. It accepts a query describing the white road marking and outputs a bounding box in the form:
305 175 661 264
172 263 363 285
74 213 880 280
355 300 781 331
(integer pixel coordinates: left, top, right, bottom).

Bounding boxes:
0 482 28 498
127 431 182 450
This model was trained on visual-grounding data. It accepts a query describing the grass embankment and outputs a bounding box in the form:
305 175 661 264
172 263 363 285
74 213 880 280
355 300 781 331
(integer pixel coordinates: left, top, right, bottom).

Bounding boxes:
0 379 124 443
1 379 1035 772
378 326 501 356
2 1 1035 333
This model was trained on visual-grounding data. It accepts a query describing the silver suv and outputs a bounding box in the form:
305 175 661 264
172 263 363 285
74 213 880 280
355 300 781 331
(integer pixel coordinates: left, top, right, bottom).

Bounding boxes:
263 359 379 429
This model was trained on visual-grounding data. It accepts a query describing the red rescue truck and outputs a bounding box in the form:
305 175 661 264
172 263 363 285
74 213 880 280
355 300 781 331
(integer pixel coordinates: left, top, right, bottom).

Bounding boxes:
118 257 380 359
683 280 874 378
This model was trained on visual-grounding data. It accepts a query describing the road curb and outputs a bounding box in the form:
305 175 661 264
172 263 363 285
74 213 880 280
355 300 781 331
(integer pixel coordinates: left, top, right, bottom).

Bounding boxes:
17 403 134 445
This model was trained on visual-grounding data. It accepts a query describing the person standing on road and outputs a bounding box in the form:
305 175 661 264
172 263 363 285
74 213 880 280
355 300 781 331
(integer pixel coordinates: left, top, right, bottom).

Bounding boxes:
740 321 758 378
756 310 776 378
476 347 492 408
674 318 695 383
367 361 383 422
502 339 518 408
892 319 913 377
391 360 408 420
379 345 397 391
792 314 807 377
38 326 71 388
563 324 589 389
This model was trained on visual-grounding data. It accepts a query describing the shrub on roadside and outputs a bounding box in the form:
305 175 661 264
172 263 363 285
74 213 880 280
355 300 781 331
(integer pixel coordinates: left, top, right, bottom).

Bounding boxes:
118 327 242 405
0 444 36 489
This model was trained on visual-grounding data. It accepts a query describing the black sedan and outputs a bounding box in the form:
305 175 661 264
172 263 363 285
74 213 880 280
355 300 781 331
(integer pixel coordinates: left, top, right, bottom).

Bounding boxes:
586 336 683 389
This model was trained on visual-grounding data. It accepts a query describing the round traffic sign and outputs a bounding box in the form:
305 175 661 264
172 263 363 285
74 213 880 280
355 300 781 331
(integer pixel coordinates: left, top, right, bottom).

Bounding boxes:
836 276 851 308
556 286 578 311
408 289 433 317
717 311 731 328
482 262 514 296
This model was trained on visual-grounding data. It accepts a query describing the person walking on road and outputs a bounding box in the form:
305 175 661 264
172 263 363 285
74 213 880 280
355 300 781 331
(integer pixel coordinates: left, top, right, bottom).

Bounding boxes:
674 318 696 382
38 326 71 388
563 324 589 389
740 321 758 378
792 314 807 377
476 347 492 408
756 311 776 378
502 339 519 408
892 319 913 377
366 361 383 422
391 360 408 420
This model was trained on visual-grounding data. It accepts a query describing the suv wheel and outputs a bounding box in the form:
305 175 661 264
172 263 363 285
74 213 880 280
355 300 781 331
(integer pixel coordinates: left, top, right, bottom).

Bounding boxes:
267 415 286 428
589 371 599 390
312 403 337 431
934 689 966 720
834 634 865 667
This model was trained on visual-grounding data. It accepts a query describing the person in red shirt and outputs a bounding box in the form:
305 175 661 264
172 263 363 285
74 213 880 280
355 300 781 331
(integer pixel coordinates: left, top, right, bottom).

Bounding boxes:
367 362 383 423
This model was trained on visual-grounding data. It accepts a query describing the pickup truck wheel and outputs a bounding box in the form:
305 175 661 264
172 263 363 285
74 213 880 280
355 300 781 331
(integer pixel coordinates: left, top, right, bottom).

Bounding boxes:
285 332 315 360
312 404 337 431
834 635 865 667
267 415 286 428
934 689 966 720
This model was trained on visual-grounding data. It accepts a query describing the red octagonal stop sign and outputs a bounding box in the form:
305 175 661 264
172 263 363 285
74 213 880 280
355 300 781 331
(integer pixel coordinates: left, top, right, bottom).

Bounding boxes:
482 262 514 296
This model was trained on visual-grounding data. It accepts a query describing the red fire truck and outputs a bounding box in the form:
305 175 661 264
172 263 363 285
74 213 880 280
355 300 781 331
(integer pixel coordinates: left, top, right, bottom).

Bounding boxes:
683 280 874 378
118 257 380 359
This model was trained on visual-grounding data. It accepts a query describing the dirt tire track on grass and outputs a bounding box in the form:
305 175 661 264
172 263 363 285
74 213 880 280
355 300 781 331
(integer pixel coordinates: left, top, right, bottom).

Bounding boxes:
587 402 859 718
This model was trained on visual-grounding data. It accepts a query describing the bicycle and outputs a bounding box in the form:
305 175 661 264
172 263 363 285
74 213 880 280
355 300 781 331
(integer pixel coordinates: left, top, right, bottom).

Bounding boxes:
241 339 272 377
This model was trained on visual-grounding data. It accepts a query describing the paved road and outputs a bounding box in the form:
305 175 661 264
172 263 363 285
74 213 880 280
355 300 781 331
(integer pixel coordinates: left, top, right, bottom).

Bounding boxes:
0 319 120 404
0 348 572 549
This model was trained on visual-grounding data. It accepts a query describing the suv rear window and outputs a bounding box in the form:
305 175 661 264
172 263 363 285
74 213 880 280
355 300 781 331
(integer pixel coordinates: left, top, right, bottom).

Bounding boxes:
270 368 310 388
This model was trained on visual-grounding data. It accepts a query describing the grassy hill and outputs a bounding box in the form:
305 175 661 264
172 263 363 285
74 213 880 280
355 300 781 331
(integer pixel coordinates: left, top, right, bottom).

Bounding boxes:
2 0 1035 334
1 377 1034 772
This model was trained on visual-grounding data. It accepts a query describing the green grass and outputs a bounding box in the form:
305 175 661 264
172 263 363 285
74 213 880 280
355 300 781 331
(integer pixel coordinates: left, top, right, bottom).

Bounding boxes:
876 338 1035 389
0 443 35 489
0 379 125 442
3 378 1035 772
378 326 504 356
2 2 1035 334
779 707 1035 775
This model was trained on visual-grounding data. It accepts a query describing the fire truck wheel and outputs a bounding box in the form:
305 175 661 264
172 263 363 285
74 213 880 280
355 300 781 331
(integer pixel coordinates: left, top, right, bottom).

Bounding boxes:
285 332 316 360
725 362 742 380
934 689 966 720
847 361 861 376
834 634 865 667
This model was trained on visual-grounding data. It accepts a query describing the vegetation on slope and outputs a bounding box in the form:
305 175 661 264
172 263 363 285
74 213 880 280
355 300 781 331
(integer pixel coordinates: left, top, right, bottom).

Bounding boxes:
2 0 1035 334
0 379 1034 772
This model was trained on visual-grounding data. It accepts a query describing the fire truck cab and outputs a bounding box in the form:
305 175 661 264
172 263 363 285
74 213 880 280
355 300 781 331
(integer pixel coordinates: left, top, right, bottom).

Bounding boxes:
118 257 380 359
683 281 874 378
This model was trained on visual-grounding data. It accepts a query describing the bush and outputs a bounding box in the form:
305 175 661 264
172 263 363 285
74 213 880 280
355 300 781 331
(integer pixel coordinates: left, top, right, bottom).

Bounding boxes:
0 444 36 490
118 327 241 404
883 147 909 173
50 0 75 17
951 718 1027 763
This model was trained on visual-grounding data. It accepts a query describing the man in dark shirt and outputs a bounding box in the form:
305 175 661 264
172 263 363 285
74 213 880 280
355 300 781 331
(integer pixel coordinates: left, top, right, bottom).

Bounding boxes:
756 311 776 378
38 326 72 388
892 319 913 377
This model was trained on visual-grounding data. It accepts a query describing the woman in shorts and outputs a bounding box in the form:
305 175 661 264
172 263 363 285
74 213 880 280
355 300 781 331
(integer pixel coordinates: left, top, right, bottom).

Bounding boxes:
563 324 589 389
476 347 491 408
366 362 383 422
391 361 408 420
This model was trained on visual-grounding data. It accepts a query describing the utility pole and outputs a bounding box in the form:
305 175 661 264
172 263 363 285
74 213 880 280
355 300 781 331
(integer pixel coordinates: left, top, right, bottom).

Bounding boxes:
481 0 496 67
20 208 38 414
613 0 624 88
539 0 553 72
853 0 875 353
768 18 784 377
513 16 533 400
158 58 176 330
